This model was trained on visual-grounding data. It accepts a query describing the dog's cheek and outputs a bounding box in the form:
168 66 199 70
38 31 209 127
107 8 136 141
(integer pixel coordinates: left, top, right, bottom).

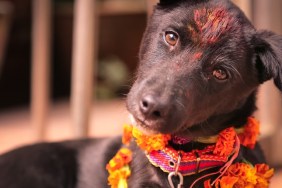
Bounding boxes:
182 80 239 120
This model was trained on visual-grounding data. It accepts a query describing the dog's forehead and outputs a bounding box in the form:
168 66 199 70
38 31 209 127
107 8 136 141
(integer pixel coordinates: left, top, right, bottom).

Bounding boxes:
188 7 235 45
158 3 239 45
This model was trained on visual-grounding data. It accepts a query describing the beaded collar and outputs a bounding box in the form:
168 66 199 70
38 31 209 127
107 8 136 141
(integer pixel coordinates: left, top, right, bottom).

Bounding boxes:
106 117 274 188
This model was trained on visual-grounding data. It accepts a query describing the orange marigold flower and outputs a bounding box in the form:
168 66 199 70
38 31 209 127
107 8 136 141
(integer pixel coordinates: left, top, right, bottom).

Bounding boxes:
239 117 260 149
106 148 132 188
214 127 236 157
255 164 274 179
106 148 132 173
132 127 171 152
215 163 274 188
117 178 128 188
226 163 257 185
108 166 131 188
255 164 274 188
122 124 133 145
204 179 213 188
219 176 239 188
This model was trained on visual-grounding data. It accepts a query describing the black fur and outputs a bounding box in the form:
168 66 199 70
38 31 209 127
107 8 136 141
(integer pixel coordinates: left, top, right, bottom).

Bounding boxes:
0 0 281 187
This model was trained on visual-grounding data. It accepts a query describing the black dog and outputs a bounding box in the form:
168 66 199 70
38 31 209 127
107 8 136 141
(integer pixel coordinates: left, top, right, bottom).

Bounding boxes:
0 0 281 187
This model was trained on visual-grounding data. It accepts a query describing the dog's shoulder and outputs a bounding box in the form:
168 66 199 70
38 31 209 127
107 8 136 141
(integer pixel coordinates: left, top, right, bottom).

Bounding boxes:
0 137 122 188
76 136 123 188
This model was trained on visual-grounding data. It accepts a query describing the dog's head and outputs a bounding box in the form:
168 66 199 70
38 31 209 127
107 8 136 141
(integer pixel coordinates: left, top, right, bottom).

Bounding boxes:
126 0 282 138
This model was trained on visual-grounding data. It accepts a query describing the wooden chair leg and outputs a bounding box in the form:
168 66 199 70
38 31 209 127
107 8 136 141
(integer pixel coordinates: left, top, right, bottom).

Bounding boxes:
71 0 97 138
31 0 52 140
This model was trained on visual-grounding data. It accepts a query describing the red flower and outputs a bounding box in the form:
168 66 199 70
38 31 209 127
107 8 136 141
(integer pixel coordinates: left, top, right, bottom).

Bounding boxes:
214 127 236 157
218 176 239 188
211 163 274 188
204 179 213 188
238 117 260 149
255 164 274 188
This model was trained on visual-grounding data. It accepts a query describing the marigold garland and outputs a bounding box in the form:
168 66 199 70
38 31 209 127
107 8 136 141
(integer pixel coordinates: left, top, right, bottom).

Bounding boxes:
204 163 274 188
213 127 236 157
238 117 260 149
122 117 260 153
106 148 132 188
122 124 133 145
122 124 171 152
107 118 273 188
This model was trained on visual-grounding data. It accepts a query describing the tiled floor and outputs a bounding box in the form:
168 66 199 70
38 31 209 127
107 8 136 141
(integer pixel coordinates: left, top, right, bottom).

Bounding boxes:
0 99 281 187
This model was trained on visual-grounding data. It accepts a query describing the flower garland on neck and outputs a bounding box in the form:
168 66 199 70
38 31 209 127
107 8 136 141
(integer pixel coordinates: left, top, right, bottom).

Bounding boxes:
106 117 274 188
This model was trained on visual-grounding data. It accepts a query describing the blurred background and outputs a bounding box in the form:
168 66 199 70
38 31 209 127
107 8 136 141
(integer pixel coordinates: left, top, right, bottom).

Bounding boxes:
0 0 281 186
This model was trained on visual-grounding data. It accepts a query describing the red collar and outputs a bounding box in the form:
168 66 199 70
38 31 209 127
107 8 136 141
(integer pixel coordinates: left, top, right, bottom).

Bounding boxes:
146 141 239 176
145 117 260 177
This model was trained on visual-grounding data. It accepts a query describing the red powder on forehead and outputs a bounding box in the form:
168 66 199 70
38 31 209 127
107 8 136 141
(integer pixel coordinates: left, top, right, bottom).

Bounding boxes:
193 52 203 60
189 7 234 45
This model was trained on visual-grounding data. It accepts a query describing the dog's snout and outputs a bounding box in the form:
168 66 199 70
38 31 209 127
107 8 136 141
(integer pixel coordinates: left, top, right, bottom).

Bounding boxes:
140 95 163 118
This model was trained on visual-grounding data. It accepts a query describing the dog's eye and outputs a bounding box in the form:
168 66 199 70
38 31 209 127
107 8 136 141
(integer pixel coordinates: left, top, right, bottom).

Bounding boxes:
164 31 179 46
213 69 228 80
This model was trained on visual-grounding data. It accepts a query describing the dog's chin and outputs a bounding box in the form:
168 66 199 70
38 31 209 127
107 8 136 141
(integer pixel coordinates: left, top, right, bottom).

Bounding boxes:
129 114 164 136
129 114 193 137
130 114 214 139
135 124 160 136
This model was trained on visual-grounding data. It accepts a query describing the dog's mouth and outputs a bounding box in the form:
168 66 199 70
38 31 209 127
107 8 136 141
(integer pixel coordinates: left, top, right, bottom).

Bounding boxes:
129 114 163 135
129 114 206 138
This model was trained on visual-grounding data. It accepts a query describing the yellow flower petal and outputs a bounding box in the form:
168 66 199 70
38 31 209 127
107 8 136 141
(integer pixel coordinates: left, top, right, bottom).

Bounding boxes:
118 178 128 188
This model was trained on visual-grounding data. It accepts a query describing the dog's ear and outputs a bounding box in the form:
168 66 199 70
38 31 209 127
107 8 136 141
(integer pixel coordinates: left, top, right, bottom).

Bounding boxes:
252 30 282 91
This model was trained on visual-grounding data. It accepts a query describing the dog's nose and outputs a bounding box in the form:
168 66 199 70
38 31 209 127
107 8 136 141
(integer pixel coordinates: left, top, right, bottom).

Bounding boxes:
139 95 163 118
